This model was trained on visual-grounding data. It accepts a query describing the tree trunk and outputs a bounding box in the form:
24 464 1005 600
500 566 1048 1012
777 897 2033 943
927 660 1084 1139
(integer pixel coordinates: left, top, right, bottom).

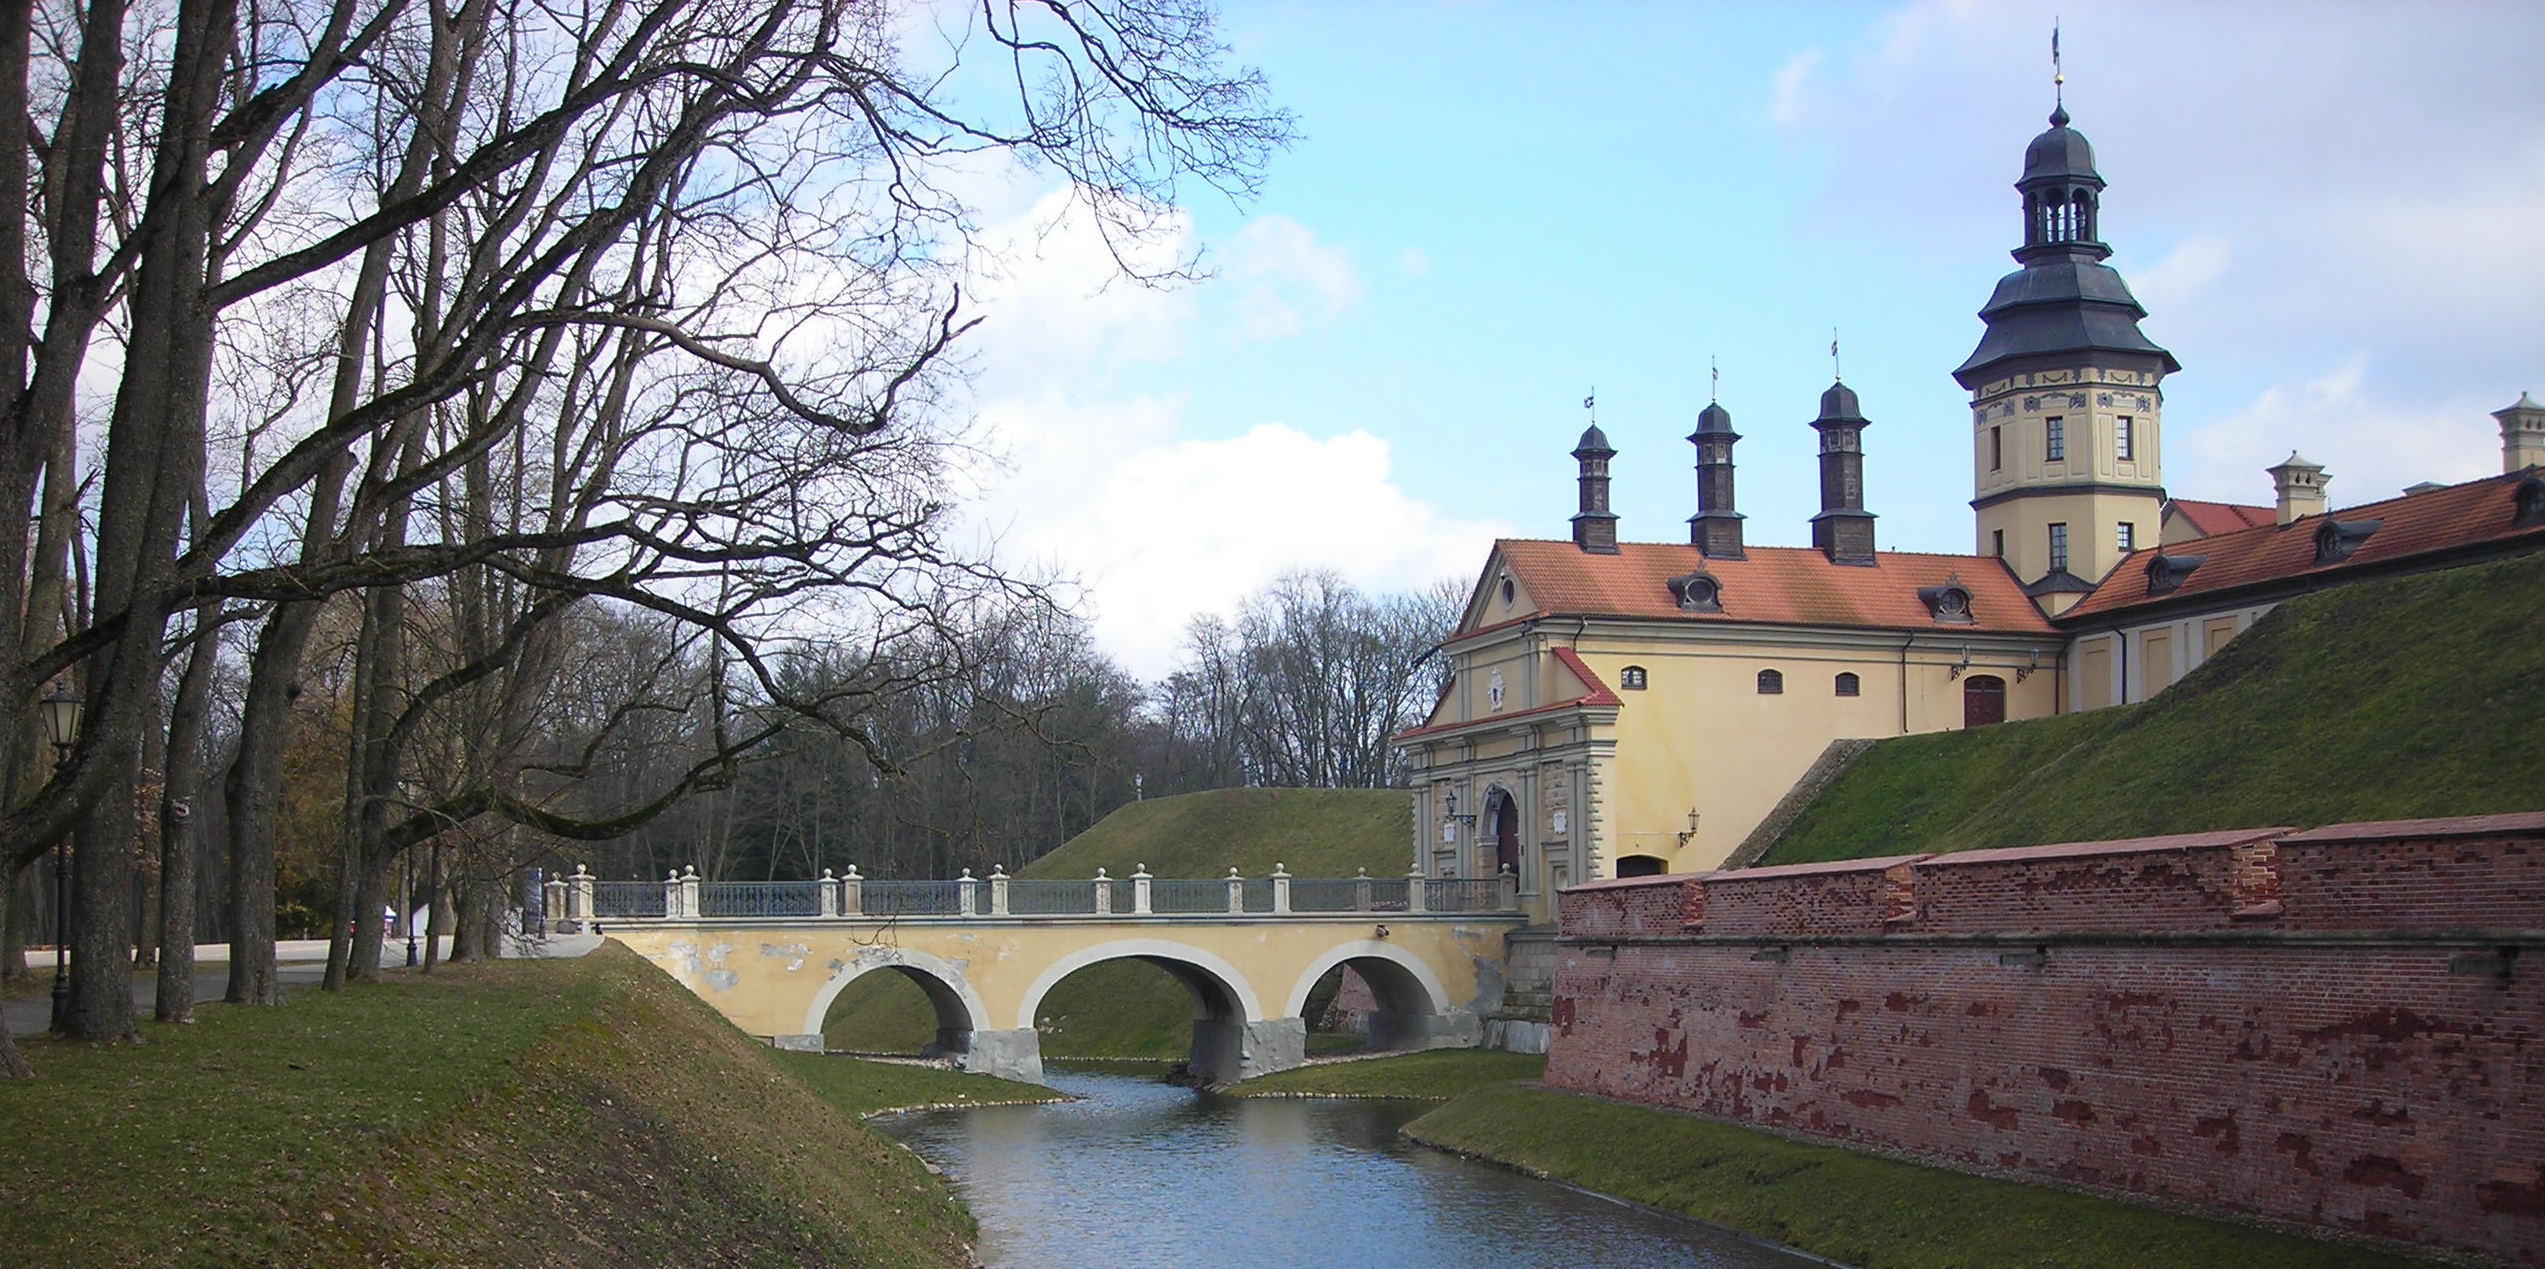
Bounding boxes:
155 610 215 1022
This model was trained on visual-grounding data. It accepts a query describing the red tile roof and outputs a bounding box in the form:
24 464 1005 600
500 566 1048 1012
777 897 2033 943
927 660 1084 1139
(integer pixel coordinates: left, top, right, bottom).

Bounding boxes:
1485 541 2057 635
2064 469 2545 622
2164 499 2275 537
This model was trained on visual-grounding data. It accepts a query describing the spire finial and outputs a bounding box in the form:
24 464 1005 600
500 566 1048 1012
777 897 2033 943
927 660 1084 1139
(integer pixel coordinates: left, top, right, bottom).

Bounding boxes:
1830 328 1842 382
1709 357 1719 404
2049 20 2068 127
1583 388 1596 423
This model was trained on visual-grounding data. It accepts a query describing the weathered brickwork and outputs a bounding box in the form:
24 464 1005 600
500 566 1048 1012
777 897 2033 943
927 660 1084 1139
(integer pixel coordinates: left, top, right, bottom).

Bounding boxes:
1545 813 2545 1265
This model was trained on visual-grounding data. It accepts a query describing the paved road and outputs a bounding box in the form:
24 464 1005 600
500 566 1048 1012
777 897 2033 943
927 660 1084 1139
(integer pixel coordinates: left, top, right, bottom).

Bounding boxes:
3 933 600 1035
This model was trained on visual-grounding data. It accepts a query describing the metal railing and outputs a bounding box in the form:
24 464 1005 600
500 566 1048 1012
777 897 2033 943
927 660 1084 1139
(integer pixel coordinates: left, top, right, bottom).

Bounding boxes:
699 881 821 919
562 867 1521 923
591 881 666 919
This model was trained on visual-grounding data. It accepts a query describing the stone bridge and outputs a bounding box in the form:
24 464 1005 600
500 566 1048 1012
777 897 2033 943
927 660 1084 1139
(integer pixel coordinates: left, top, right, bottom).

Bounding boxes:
561 866 1528 1085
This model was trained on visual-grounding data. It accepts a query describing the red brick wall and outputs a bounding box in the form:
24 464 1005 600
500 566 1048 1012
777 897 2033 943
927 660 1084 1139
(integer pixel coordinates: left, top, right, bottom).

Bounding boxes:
1546 813 2545 1264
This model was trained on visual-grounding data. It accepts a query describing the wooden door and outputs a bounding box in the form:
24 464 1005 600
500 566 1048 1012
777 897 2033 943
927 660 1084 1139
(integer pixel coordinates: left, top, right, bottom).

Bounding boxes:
1963 674 2006 728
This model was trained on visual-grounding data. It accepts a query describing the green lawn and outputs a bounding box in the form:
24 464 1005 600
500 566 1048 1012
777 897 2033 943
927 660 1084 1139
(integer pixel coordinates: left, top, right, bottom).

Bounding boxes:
1406 1083 2434 1269
1231 1047 1545 1099
1018 786 1413 879
1763 550 2545 864
0 947 975 1267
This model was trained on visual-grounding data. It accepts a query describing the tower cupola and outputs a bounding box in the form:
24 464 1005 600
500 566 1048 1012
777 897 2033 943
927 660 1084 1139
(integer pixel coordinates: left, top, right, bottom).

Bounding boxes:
1571 423 1619 554
2016 106 2108 264
1809 381 1876 565
2496 391 2544 474
1688 399 1744 559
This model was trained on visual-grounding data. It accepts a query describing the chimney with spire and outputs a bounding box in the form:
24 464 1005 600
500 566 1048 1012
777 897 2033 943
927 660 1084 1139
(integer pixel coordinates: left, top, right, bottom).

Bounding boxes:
1810 381 1877 564
1688 396 1744 559
2269 451 2329 524
2496 392 2544 474
1571 424 1619 554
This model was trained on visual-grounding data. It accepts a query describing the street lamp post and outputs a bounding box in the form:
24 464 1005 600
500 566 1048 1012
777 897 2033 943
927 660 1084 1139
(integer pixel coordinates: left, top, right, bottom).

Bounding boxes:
402 786 420 968
39 686 82 1034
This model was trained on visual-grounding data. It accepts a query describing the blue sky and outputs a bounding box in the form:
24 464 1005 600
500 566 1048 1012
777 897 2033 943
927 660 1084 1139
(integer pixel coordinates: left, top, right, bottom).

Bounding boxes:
944 1 2545 675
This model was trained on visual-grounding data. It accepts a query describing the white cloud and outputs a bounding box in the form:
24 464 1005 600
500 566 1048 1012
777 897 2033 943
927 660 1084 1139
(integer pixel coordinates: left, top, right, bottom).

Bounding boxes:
949 177 1470 678
1767 49 1822 128
2129 234 2231 313
2175 359 2503 509
995 422 1505 677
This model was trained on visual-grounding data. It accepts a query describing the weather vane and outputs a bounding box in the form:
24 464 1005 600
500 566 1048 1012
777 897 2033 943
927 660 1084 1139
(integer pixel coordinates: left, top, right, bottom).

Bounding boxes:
1710 357 1719 404
2052 20 2064 110
1830 328 1842 382
1582 388 1596 422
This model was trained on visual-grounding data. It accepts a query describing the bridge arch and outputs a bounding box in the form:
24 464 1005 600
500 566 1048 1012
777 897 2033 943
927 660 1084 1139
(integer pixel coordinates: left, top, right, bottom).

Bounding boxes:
1013 938 1266 1031
800 947 993 1059
1285 940 1468 1052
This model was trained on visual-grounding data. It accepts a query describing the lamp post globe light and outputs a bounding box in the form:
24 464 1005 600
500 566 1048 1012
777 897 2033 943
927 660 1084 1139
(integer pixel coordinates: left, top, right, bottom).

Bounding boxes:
38 684 81 1034
400 782 420 968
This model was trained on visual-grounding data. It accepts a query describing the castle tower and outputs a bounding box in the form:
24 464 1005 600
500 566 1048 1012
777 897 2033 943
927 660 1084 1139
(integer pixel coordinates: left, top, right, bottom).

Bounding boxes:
1955 100 2177 613
1571 423 1619 554
1809 381 1876 564
1688 399 1744 558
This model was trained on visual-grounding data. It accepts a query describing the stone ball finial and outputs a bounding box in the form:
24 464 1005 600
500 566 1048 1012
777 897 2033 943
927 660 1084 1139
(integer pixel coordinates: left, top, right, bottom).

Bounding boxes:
1095 867 1109 879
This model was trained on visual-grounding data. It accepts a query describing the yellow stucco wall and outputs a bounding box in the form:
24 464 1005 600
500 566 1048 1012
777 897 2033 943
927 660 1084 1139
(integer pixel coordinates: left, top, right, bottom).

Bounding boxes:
606 915 1521 1041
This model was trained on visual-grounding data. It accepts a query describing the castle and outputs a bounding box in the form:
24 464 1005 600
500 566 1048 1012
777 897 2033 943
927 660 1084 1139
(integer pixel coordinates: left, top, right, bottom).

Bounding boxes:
1395 102 2545 916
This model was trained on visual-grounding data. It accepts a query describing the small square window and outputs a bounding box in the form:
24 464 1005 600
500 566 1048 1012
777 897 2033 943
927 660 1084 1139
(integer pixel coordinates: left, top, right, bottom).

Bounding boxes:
1834 672 1861 697
2048 523 2070 573
1992 529 2005 558
2045 417 2067 462
1618 666 1648 690
1756 669 1783 695
2116 521 2136 552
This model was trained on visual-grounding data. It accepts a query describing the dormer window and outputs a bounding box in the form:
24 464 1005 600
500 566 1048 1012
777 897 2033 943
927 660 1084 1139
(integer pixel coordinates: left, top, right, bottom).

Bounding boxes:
1667 571 1722 614
2313 519 2381 566
1916 578 1975 625
2144 552 2205 597
2517 476 2545 527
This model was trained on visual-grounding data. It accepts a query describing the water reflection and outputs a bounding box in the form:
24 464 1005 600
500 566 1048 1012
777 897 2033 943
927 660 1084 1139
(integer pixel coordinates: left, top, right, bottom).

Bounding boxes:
875 1067 1820 1269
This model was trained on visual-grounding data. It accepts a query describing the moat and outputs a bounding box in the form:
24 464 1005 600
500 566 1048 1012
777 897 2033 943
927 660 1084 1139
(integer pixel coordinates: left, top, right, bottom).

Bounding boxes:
874 1067 1819 1268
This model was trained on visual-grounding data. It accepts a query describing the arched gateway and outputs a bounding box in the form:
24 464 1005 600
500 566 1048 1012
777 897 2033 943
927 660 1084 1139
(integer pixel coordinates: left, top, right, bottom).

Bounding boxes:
589 870 1523 1085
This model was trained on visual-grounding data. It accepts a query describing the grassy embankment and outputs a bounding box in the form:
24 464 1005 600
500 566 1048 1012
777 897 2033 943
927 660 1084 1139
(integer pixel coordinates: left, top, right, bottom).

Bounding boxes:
0 944 1049 1267
822 787 1412 1060
1762 549 2545 865
1241 1050 2430 1268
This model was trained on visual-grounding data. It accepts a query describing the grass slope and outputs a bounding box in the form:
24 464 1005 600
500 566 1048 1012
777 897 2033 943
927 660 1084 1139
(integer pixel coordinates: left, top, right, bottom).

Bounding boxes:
1018 786 1413 879
0 946 990 1267
1764 550 2545 864
1407 1084 2429 1269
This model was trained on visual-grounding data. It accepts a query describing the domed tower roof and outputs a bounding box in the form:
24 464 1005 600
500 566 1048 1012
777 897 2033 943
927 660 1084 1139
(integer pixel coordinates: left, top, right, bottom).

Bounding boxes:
1815 380 1864 425
1954 105 2178 389
2021 106 2103 188
1572 423 1613 456
1690 401 1735 437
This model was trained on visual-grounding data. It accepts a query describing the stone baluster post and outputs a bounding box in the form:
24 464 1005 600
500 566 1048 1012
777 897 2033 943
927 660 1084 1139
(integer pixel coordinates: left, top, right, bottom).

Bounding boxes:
1271 863 1292 915
663 869 685 919
1500 863 1520 912
1354 867 1373 913
1132 865 1153 916
1406 868 1427 915
819 869 840 918
841 865 863 918
543 876 567 935
570 865 595 931
1225 867 1245 914
959 868 980 919
681 866 701 919
990 865 1011 917
1093 868 1112 916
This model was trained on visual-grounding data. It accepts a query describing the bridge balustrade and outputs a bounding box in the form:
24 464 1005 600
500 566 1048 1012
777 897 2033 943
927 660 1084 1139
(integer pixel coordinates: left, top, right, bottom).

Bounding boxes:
561 869 1521 927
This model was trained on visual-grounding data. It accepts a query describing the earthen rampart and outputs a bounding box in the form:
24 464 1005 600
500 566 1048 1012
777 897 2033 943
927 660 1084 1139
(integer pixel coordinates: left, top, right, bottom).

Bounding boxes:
1545 813 2545 1264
